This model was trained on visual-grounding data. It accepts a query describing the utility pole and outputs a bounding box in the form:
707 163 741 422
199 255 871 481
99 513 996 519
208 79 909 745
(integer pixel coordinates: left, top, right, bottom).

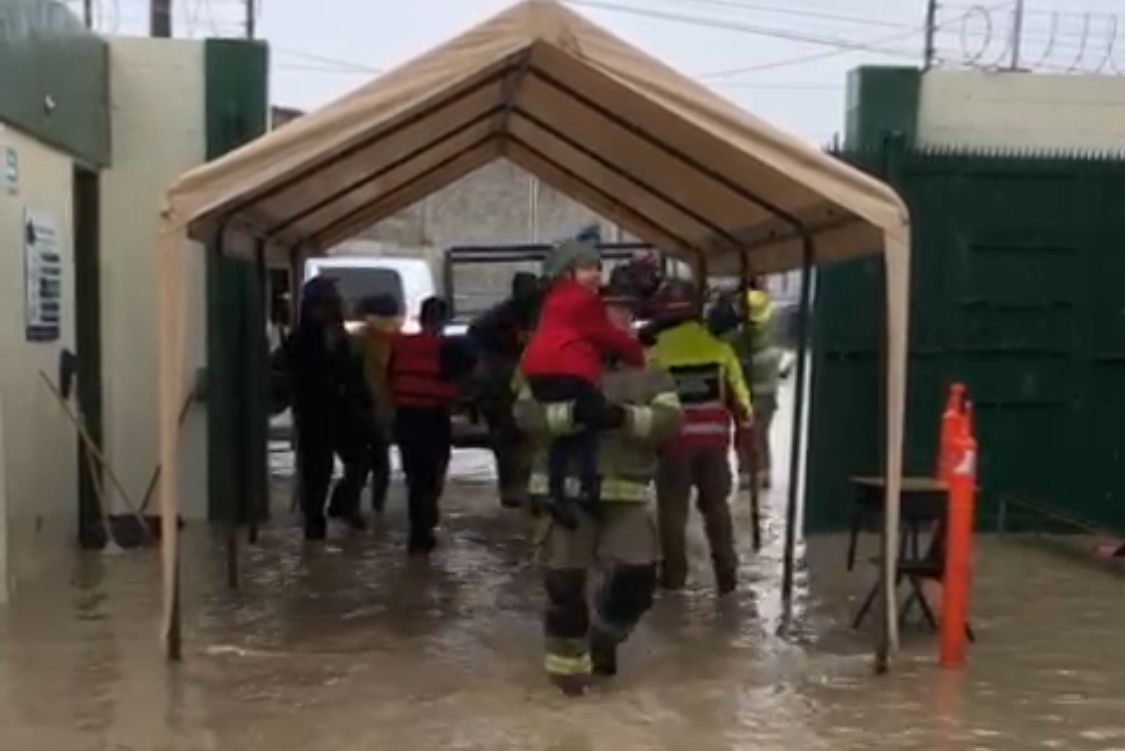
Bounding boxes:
1009 0 1026 70
83 0 93 29
150 0 172 38
246 0 255 39
922 0 938 69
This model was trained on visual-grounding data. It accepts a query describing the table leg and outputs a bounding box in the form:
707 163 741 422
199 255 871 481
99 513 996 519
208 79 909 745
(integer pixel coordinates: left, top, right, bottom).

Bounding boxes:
847 508 862 571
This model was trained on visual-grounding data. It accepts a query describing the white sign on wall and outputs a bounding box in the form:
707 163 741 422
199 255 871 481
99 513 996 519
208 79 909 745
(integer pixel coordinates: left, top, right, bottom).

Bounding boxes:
24 209 62 342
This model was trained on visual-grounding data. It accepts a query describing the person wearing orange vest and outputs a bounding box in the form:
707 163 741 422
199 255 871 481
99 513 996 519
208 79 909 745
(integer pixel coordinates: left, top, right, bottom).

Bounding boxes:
647 279 753 595
352 293 404 515
389 296 474 554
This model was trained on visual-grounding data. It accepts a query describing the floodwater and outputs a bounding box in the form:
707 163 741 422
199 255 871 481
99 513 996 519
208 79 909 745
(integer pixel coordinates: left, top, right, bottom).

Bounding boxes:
2 389 1125 750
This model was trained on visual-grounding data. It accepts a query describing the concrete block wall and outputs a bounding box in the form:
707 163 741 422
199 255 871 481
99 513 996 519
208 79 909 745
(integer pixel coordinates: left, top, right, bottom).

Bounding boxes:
0 123 79 601
918 70 1125 152
99 37 209 520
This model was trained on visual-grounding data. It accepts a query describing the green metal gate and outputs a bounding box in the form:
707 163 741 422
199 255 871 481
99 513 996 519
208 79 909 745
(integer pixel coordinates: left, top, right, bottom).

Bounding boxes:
807 141 1125 534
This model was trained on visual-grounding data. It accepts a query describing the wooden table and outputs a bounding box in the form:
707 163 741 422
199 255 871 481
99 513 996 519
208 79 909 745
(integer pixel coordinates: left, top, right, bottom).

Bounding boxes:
846 476 948 571
848 476 974 640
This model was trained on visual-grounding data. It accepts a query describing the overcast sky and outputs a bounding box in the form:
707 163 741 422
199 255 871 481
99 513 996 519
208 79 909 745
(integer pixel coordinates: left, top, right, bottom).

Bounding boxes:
71 0 1125 142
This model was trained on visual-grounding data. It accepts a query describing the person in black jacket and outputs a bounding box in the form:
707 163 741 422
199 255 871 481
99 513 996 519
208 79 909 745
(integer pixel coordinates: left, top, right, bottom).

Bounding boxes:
468 272 541 508
286 277 373 540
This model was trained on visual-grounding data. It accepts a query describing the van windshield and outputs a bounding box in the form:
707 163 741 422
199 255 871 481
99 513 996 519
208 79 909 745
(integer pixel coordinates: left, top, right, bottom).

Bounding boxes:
317 267 405 318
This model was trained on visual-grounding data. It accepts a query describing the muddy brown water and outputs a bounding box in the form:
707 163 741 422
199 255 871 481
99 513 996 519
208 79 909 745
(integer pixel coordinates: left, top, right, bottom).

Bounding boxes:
4 374 1125 750
2 463 1124 751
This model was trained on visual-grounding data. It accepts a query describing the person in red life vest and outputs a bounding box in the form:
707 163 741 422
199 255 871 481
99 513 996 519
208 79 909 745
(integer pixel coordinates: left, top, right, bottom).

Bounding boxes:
521 236 646 530
389 296 474 554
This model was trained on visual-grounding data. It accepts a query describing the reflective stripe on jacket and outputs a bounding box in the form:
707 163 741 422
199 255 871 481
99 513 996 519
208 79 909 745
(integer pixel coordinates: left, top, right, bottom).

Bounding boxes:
649 320 752 449
514 363 682 503
389 333 457 409
544 644 592 678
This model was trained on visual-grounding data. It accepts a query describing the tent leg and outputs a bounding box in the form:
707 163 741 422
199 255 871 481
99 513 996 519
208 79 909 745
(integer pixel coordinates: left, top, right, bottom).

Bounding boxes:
288 248 302 515
226 520 239 589
249 242 266 545
780 234 814 633
167 553 182 660
739 251 762 551
216 221 240 591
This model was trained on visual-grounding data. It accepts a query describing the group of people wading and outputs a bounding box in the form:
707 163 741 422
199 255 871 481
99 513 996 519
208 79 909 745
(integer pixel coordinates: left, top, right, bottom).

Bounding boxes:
280 228 781 694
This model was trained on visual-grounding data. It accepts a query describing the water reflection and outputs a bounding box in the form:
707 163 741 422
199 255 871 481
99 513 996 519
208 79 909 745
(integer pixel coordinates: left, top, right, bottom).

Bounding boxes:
2 426 1125 747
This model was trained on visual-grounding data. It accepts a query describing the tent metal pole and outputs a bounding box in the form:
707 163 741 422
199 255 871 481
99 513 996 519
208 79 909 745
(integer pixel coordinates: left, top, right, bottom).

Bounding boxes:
248 240 267 545
288 246 303 514
740 250 762 552
780 232 814 631
216 221 240 591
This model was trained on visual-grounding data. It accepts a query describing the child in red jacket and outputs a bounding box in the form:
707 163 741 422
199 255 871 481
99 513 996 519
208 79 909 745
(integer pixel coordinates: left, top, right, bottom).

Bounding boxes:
522 238 646 529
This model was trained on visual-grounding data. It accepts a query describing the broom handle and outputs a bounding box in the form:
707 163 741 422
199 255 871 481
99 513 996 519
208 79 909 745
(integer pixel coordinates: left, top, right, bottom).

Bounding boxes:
137 390 195 513
38 371 150 540
83 436 117 547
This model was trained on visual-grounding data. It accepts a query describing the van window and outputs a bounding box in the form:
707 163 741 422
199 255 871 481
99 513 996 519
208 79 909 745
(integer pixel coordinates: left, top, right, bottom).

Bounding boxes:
317 268 405 318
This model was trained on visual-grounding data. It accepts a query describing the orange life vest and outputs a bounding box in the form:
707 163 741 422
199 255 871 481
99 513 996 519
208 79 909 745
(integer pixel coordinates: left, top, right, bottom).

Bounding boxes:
389 333 457 409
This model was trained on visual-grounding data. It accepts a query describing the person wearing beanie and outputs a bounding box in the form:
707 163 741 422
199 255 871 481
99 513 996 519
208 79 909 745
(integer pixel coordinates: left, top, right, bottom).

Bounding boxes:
521 235 646 531
515 283 682 695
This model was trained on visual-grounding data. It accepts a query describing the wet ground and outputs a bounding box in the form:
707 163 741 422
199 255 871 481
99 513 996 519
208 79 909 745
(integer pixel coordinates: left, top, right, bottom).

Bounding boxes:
3 390 1125 749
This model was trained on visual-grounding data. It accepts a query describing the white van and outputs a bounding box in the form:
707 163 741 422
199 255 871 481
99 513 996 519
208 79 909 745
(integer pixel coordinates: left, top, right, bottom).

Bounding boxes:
304 253 435 333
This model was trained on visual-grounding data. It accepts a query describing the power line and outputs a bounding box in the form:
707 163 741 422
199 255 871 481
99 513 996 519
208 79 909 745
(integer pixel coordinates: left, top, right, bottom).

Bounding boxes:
565 0 924 59
714 81 844 90
272 46 380 73
649 0 918 30
699 30 927 78
697 2 1012 77
273 64 375 76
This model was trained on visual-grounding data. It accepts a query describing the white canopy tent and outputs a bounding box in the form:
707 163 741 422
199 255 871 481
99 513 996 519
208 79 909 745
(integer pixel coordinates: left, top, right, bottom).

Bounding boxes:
157 0 910 666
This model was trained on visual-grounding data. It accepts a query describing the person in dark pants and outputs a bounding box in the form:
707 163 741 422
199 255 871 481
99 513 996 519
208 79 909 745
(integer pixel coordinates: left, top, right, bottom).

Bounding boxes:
468 272 541 509
286 277 373 540
352 294 403 514
389 296 474 553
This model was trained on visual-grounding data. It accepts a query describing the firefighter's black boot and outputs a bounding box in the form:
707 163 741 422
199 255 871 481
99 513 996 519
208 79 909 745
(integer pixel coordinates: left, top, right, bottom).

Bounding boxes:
590 630 618 677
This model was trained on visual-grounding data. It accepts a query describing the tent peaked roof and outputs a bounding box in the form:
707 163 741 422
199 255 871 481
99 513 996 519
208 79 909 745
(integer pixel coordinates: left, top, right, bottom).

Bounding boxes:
164 0 908 272
158 0 914 663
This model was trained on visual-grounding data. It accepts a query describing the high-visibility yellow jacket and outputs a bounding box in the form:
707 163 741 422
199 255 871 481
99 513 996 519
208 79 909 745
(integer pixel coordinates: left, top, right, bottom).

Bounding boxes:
649 319 752 449
726 290 782 399
514 361 682 503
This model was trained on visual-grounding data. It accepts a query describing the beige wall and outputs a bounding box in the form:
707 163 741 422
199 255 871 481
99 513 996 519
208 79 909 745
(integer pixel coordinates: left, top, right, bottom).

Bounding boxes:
100 37 209 520
918 70 1125 151
0 124 78 602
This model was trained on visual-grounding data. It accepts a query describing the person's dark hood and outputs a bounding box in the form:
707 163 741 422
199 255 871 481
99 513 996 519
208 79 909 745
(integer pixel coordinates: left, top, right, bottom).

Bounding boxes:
298 277 340 330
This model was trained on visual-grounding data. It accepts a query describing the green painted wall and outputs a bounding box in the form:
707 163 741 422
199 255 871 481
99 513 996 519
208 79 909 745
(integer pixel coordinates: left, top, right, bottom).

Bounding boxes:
0 0 109 165
809 91 1125 534
204 39 269 523
844 67 920 153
